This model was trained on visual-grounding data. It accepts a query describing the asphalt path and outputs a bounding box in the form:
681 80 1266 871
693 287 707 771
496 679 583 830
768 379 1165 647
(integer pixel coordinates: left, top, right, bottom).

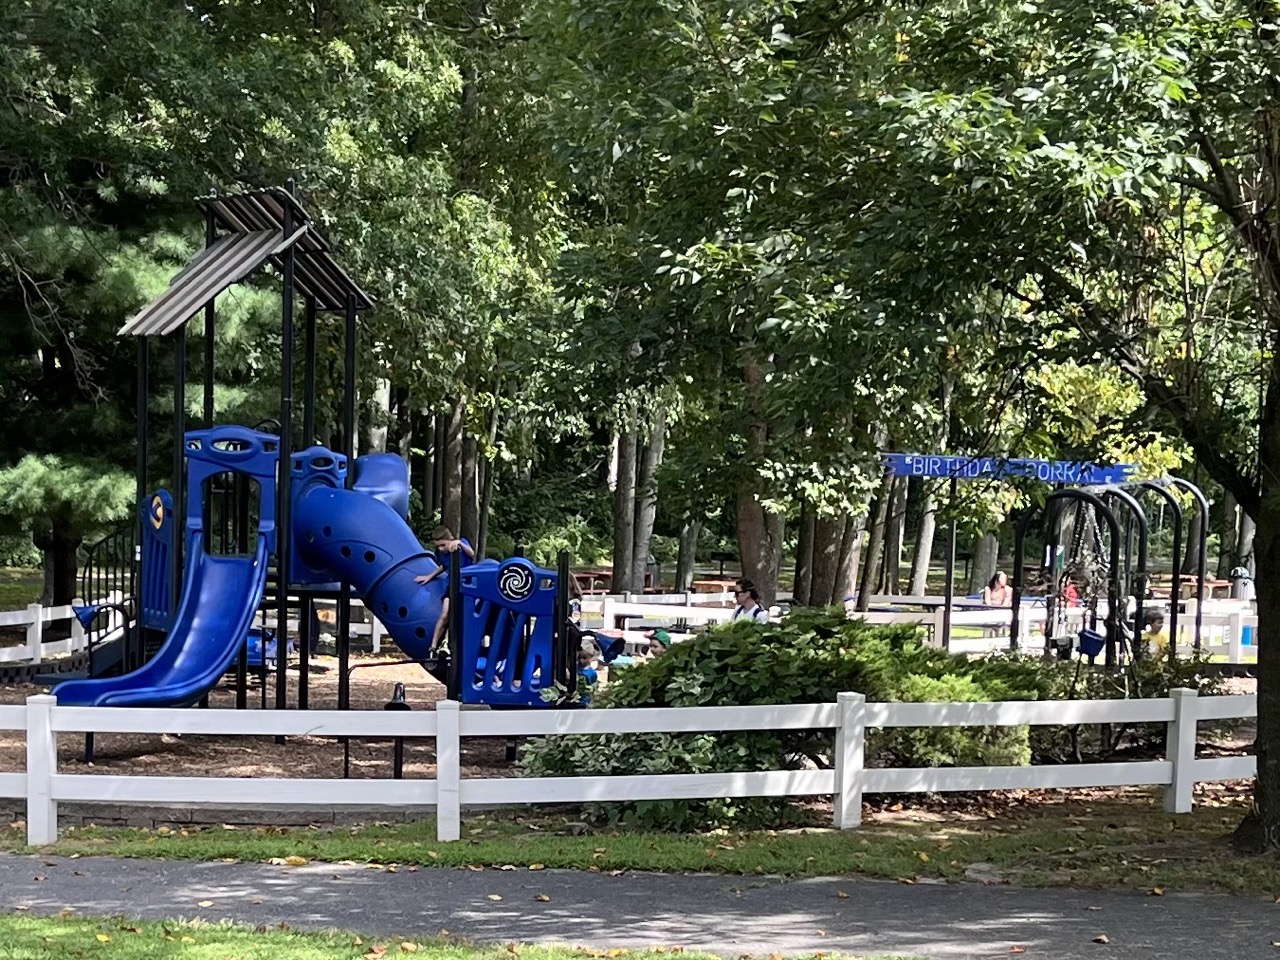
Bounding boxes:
1 852 1276 959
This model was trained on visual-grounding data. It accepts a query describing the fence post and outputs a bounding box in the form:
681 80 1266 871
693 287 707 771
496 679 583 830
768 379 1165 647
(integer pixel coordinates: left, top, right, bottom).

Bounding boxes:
1226 610 1244 664
25 603 43 665
833 692 867 829
26 694 58 845
370 616 383 655
436 699 461 842
931 607 947 649
1164 687 1199 814
601 597 615 631
69 597 86 652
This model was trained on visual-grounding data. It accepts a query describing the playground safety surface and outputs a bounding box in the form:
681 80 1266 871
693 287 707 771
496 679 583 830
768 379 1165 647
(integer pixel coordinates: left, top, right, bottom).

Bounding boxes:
0 654 515 784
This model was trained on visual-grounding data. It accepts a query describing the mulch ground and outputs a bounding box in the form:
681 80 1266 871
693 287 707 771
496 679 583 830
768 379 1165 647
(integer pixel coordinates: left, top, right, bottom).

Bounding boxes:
0 653 514 781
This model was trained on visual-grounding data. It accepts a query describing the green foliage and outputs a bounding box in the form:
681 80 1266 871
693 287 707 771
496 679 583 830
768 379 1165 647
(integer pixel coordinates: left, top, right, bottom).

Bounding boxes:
522 609 1048 829
0 455 134 534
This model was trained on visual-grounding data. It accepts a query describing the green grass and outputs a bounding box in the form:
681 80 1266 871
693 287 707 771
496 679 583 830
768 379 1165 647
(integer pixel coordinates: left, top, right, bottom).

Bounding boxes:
6 799 1274 895
0 916 905 960
0 568 42 611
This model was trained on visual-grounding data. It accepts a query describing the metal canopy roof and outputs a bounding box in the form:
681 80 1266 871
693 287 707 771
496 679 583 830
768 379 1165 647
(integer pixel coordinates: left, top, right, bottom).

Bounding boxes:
119 187 375 338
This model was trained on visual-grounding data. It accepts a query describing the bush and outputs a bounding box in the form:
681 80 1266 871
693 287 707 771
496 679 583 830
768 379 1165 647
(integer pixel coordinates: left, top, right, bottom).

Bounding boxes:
521 608 1049 829
521 609 1229 830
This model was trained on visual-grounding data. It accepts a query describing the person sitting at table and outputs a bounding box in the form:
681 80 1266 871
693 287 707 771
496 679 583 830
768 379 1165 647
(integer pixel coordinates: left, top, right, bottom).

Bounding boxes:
982 571 1012 607
732 579 770 623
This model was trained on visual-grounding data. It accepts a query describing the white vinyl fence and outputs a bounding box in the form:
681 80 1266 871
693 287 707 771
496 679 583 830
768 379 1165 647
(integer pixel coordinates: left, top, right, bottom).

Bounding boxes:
1 689 1256 847
0 597 123 665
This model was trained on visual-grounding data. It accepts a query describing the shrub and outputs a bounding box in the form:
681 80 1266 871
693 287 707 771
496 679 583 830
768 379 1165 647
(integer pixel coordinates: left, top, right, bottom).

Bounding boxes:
522 609 1229 830
521 609 1048 829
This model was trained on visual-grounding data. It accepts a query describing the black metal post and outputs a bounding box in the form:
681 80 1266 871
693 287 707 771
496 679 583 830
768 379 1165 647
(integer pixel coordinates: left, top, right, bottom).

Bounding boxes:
557 550 574 695
203 193 217 427
338 293 357 714
302 296 317 445
1168 478 1210 651
941 476 957 651
1102 486 1149 662
276 180 297 721
299 595 311 710
432 414 446 516
447 549 463 701
1139 482 1183 662
134 337 150 672
171 327 186 611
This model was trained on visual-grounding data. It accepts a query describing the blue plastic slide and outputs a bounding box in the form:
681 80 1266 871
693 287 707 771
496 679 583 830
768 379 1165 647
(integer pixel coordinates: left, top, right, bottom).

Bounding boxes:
54 425 279 708
293 483 446 662
53 534 269 706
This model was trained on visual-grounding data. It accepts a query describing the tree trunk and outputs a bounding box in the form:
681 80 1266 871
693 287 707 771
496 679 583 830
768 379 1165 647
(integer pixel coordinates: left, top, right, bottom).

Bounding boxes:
1238 509 1257 576
461 433 479 547
882 476 908 594
441 397 464 534
910 482 938 596
388 386 413 459
477 402 501 560
630 408 665 592
794 502 816 606
611 421 638 592
969 533 999 594
1217 491 1239 578
43 516 81 607
838 512 865 606
809 515 845 606
1236 347 1280 849
1183 507 1203 579
735 493 783 606
366 378 391 453
675 515 701 591
856 468 893 611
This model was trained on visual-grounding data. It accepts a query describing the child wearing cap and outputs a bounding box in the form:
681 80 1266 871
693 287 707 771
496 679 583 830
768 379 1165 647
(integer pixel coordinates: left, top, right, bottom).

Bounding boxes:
645 628 672 658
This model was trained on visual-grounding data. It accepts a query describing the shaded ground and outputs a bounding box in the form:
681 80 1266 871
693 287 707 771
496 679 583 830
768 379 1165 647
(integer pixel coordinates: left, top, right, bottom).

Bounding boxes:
2 852 1278 959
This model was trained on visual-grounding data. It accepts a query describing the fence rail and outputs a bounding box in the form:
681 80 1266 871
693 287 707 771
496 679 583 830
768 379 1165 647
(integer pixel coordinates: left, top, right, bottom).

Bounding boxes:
3 689 1257 846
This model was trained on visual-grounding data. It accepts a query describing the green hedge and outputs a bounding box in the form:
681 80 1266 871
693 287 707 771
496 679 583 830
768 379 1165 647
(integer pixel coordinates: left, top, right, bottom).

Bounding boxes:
522 609 1224 830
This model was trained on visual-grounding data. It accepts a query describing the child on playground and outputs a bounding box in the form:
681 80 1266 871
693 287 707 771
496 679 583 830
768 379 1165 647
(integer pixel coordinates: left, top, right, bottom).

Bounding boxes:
645 628 672 658
1143 609 1171 658
412 525 476 653
578 640 600 705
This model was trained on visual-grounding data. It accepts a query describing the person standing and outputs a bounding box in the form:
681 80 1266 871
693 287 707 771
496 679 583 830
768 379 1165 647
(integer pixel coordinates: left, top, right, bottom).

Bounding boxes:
732 579 769 624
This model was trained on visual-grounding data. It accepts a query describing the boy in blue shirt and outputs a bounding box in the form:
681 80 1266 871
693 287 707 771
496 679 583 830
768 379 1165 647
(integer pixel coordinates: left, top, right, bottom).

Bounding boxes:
413 525 475 654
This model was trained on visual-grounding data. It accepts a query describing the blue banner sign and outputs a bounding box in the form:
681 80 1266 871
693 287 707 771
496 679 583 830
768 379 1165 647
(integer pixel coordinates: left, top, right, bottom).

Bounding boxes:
883 454 1134 485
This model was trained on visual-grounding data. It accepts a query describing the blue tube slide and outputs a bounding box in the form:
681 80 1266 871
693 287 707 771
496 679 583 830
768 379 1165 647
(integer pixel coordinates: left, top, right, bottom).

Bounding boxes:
54 534 270 707
293 485 445 661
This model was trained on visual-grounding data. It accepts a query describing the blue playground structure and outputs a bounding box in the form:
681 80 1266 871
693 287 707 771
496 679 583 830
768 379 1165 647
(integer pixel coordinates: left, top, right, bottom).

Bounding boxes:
52 185 581 719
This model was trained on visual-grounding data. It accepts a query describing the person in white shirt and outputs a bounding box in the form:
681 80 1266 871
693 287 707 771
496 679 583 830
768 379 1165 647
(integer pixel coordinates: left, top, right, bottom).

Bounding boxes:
732 579 769 624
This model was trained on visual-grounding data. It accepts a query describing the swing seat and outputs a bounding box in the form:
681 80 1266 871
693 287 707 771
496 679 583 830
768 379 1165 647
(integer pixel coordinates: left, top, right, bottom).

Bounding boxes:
1077 628 1106 658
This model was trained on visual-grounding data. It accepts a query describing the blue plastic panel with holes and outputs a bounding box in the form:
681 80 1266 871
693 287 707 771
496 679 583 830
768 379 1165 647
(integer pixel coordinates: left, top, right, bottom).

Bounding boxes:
457 557 558 707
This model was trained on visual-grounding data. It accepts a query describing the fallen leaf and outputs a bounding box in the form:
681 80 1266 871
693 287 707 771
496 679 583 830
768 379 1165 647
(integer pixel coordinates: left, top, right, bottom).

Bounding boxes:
353 938 363 946
96 934 111 942
251 899 263 905
180 936 196 944
197 901 214 908
284 855 308 866
499 864 517 871
401 943 419 953
1149 888 1164 897
386 865 398 873
487 894 503 902
835 891 849 899
427 852 439 860
1010 948 1025 955
535 894 551 902
528 863 545 871
1093 934 1110 944
917 852 931 863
